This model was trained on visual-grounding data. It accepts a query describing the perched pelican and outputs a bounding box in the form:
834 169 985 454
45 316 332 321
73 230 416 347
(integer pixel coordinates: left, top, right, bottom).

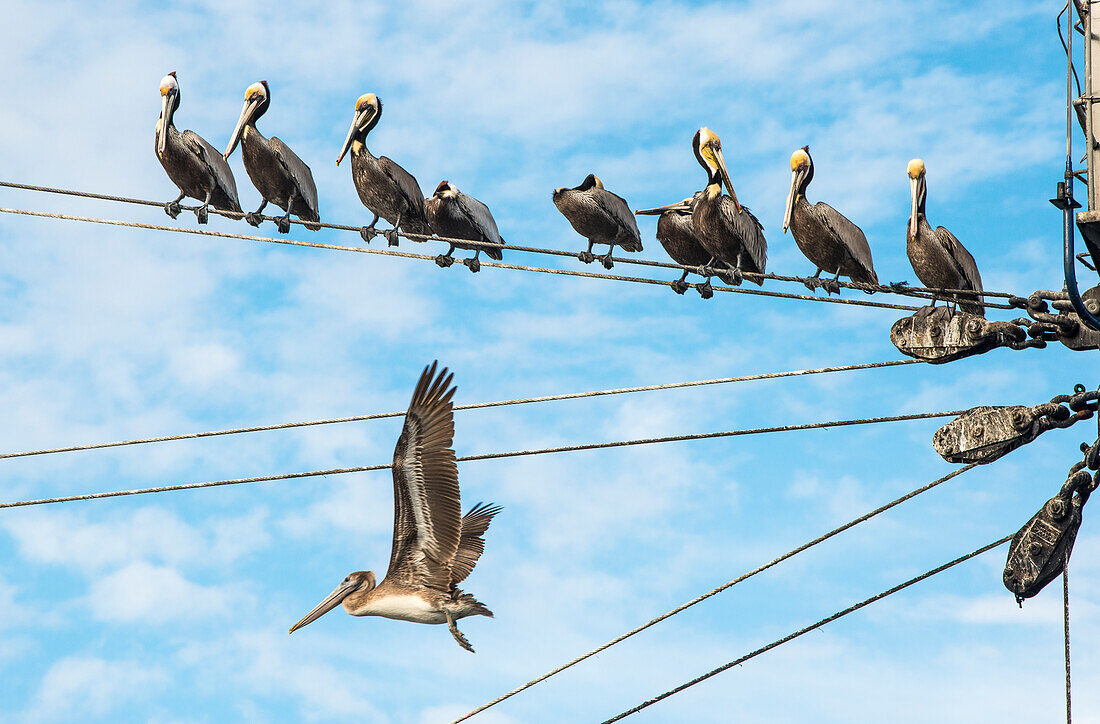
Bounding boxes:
424 181 505 273
336 93 432 247
635 193 728 297
552 174 642 269
289 362 500 653
224 81 320 233
782 147 878 295
691 128 767 291
154 72 241 224
906 159 984 315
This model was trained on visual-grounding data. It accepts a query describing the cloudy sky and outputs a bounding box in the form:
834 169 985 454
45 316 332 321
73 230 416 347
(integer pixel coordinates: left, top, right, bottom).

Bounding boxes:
1 0 1098 722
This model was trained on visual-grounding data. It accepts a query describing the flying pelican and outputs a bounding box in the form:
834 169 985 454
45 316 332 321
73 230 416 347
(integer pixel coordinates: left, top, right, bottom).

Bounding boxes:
552 174 642 269
906 159 984 315
155 72 241 224
224 81 320 233
289 362 501 653
782 146 878 295
635 193 728 297
336 93 432 247
691 127 767 292
424 181 505 273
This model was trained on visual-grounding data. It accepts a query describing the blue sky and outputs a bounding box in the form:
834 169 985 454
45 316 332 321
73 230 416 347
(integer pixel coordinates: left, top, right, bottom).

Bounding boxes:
1 0 1098 722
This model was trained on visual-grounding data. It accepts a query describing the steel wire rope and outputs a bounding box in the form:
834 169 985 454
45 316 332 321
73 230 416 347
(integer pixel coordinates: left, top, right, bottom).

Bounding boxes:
0 359 922 461
0 409 962 509
449 463 979 723
599 534 1013 722
0 180 1023 307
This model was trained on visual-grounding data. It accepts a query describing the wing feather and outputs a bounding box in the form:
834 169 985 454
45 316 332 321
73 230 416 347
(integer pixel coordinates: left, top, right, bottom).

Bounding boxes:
810 201 877 283
592 188 642 252
387 362 462 591
719 198 767 276
449 502 502 587
378 156 427 220
456 191 505 260
935 226 984 314
181 130 241 211
269 136 319 219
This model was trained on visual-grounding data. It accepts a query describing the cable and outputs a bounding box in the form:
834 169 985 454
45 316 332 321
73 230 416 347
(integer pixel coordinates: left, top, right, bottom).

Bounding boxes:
1064 556 1072 724
0 409 961 509
0 206 930 312
0 180 1024 305
449 463 977 723
0 359 922 461
599 534 1013 723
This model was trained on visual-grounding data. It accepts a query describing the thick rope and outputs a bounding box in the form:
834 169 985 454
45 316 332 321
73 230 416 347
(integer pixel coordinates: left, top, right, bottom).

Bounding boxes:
0 206 929 311
600 535 1013 723
0 359 921 461
0 409 961 509
449 463 978 723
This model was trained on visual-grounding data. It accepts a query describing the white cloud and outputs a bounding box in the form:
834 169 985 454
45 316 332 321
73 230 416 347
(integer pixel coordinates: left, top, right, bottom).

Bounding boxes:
86 562 236 624
20 656 168 723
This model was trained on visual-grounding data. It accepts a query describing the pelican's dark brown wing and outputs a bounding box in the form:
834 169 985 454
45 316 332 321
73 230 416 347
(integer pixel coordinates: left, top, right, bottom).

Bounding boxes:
592 188 642 252
387 362 462 591
934 226 984 315
181 130 242 212
449 502 502 588
378 155 431 234
808 201 877 284
269 136 320 222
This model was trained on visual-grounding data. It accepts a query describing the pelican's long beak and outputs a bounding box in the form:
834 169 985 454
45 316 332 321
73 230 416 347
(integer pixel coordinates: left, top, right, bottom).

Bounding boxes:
908 176 921 240
336 106 373 167
224 97 261 160
288 578 357 634
713 146 741 213
157 93 173 159
783 168 806 234
635 199 691 215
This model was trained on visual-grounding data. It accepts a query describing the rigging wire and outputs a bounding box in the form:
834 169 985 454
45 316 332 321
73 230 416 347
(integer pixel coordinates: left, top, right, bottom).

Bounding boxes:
0 409 962 509
0 359 922 461
1064 556 1073 724
599 534 1013 723
0 180 1023 306
0 205 932 312
450 463 978 723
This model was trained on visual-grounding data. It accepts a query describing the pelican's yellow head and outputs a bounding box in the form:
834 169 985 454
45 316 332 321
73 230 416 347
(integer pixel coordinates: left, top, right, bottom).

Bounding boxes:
790 147 810 171
592 175 604 189
907 158 926 179
692 127 740 211
356 93 379 112
245 82 267 102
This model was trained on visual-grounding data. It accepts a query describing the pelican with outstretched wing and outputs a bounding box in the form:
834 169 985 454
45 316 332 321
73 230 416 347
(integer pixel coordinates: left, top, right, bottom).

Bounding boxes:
289 363 500 653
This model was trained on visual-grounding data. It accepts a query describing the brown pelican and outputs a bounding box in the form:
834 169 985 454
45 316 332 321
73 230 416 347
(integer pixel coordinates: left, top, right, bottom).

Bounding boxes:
424 181 505 273
906 159 984 315
223 81 320 233
289 362 500 653
635 193 728 297
783 147 878 295
691 128 767 292
155 72 241 224
552 174 642 269
335 93 431 247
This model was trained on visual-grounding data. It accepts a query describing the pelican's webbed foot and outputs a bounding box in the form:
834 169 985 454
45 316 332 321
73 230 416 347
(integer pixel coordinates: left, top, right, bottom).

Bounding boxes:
671 279 688 295
446 610 475 653
360 214 379 244
384 228 401 247
435 243 456 269
276 213 291 234
195 205 209 225
464 251 481 273
164 193 185 220
578 239 596 264
821 278 841 295
599 250 615 270
244 212 263 227
696 280 714 299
